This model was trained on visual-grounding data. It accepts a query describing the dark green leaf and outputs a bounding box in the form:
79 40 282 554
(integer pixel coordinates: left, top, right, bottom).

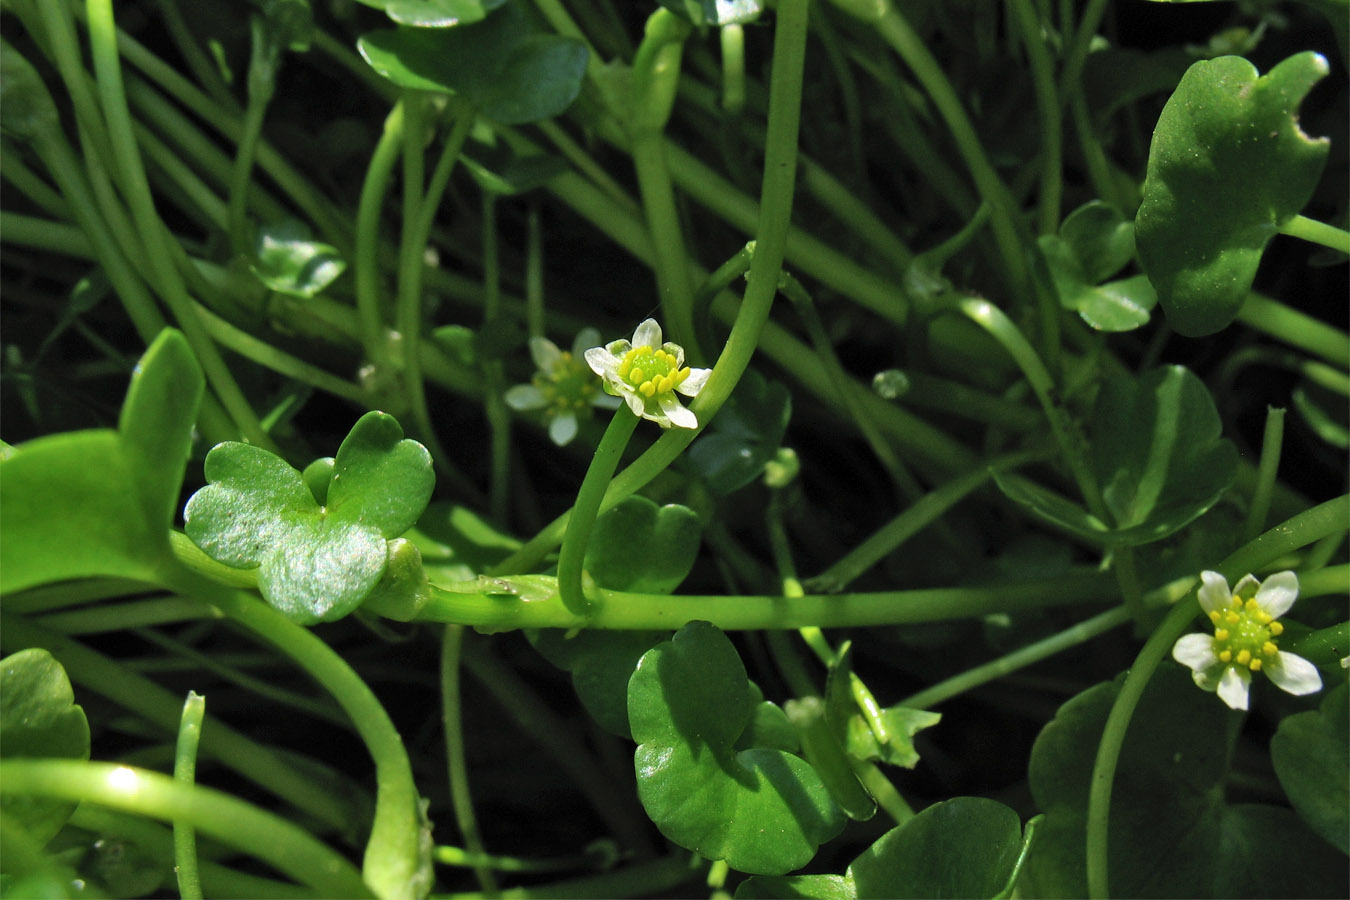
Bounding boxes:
531 629 667 737
1059 201 1135 284
734 874 853 899
849 798 1024 899
1136 52 1331 336
0 649 90 846
687 370 791 494
251 218 346 298
384 0 508 27
0 39 60 139
409 502 521 580
462 152 569 196
786 696 876 821
585 496 701 594
302 456 335 506
357 4 588 123
1039 203 1157 333
1271 684 1349 853
629 622 845 874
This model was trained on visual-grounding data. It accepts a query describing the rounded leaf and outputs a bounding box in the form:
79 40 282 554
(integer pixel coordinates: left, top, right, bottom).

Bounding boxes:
328 411 434 539
585 496 701 593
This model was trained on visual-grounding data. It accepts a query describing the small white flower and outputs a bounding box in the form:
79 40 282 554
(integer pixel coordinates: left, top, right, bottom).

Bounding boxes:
505 328 620 446
1172 570 1322 711
583 319 711 429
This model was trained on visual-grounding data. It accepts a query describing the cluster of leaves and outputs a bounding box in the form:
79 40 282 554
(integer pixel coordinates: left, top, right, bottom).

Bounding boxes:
1 0 1346 897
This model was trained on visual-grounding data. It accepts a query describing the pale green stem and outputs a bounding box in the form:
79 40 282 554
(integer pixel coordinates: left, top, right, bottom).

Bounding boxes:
355 101 405 364
1244 406 1285 544
1280 213 1350 254
173 691 206 900
1008 0 1063 235
441 626 499 894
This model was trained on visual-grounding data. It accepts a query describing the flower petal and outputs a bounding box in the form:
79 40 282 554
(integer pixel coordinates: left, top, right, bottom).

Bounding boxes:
504 384 547 411
1216 666 1251 710
591 392 623 410
1173 633 1218 673
662 341 686 368
677 366 712 397
1231 573 1261 601
572 327 602 356
1266 651 1323 696
528 336 562 371
1254 570 1299 618
1197 571 1231 615
585 346 620 378
657 392 697 429
623 390 646 419
632 318 661 349
549 414 579 446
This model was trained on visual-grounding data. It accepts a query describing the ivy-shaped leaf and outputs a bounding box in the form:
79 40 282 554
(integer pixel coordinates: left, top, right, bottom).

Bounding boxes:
184 411 433 624
1023 666 1346 897
1271 683 1349 854
687 369 791 495
994 366 1236 547
251 217 346 298
1038 202 1158 332
0 649 90 847
357 3 588 124
736 797 1031 899
1135 52 1331 336
629 621 845 874
0 330 202 595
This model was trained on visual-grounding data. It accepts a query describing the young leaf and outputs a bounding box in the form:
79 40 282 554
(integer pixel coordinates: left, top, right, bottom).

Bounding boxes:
251 218 346 298
357 3 588 124
584 496 702 594
1038 202 1159 333
1136 52 1331 336
687 370 791 495
1271 683 1349 854
383 0 508 27
629 621 845 874
0 649 90 847
0 331 203 595
184 412 434 624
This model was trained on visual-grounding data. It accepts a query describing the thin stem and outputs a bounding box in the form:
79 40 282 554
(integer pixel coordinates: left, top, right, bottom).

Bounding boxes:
557 409 641 615
1086 494 1350 899
173 691 206 900
1237 292 1349 369
355 101 405 365
227 83 270 256
1008 0 1063 235
441 626 499 894
1280 213 1350 254
1244 406 1285 544
0 760 372 899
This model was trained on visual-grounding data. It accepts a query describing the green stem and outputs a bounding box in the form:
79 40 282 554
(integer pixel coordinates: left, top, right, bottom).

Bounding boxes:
173 691 206 900
355 101 405 365
1280 213 1350 254
0 760 372 898
1008 0 1062 235
1085 494 1350 899
1244 406 1285 544
1112 545 1147 633
1237 292 1349 369
227 81 270 256
632 132 701 359
441 626 499 895
438 854 699 900
557 409 642 615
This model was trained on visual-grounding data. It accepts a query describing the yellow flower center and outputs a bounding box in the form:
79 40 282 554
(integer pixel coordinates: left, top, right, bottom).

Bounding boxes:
616 346 690 399
1208 595 1283 671
535 351 600 414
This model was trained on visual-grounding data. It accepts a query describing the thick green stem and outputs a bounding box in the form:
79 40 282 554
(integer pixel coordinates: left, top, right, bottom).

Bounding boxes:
173 691 206 900
557 409 641 614
1280 213 1350 254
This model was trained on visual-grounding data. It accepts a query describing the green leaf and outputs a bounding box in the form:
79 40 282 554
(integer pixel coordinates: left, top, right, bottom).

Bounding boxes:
409 502 521 581
1059 201 1136 284
357 4 588 124
1271 683 1349 854
184 412 433 624
786 696 876 821
1038 202 1158 333
532 630 668 737
825 644 940 770
1136 52 1331 336
462 152 569 196
629 622 845 874
584 496 701 594
687 370 791 495
849 798 1025 898
384 0 508 27
994 366 1235 546
0 331 203 595
251 218 346 298
734 874 853 899
358 537 431 621
0 649 90 847
1024 667 1346 897
0 38 60 139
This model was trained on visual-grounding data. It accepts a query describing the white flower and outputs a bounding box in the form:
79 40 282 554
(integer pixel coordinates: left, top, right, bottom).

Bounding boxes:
1172 570 1322 711
583 319 711 429
505 328 620 446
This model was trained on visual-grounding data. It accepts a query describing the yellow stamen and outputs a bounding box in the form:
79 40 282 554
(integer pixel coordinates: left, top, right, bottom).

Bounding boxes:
1269 621 1284 636
1208 610 1222 623
1262 641 1278 657
639 381 656 397
1249 658 1262 672
1245 598 1260 613
1225 611 1241 624
1256 610 1272 624
1219 650 1232 662
1236 649 1251 665
658 375 673 393
630 367 645 384
1214 628 1230 641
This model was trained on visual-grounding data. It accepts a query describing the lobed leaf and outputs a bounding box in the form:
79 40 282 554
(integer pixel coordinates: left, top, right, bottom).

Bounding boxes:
1271 683 1349 854
584 496 702 594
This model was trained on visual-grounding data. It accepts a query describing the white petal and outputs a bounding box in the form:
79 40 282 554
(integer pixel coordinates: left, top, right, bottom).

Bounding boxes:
572 327 602 356
662 341 686 368
1197 571 1231 615
591 393 623 410
1191 665 1222 692
1231 573 1261 601
677 366 712 397
504 384 547 411
585 347 619 378
632 319 661 348
657 393 697 429
623 390 646 419
528 336 562 371
1172 633 1219 673
1266 652 1323 696
1254 571 1299 619
548 414 579 446
1216 666 1251 710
